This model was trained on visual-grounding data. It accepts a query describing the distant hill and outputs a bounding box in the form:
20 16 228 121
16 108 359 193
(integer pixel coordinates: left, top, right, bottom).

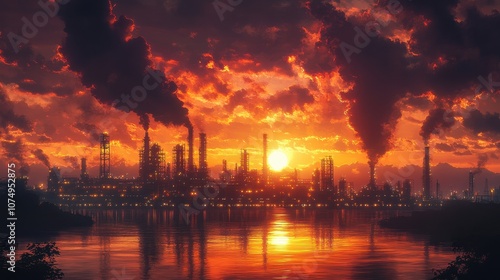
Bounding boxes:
335 162 500 196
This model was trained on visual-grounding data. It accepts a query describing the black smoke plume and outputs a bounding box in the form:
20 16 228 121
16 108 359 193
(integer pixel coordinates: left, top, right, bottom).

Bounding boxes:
472 153 489 175
308 0 500 165
31 149 50 168
308 0 423 165
139 114 150 131
58 0 190 130
63 156 80 170
420 106 455 145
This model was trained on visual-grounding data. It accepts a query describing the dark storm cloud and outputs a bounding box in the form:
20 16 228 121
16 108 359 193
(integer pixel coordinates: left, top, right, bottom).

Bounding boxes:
58 0 190 129
454 150 473 156
1 135 30 176
463 109 500 134
401 94 433 111
115 0 315 77
435 142 454 152
73 122 101 143
393 0 500 98
420 107 456 145
268 85 314 113
0 0 76 96
0 88 33 133
308 0 500 164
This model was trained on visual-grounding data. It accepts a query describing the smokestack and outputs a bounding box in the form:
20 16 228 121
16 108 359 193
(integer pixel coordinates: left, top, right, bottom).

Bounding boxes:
81 158 87 176
263 134 268 184
199 133 207 176
369 161 376 189
484 178 489 195
469 171 474 199
423 146 431 200
436 180 440 200
141 130 150 180
188 126 194 173
99 133 110 179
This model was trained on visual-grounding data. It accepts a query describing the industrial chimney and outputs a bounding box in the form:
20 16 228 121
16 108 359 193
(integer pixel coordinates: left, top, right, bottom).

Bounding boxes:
187 126 194 173
468 171 474 199
263 134 268 184
369 161 375 189
99 133 110 179
199 133 207 177
80 157 89 181
81 157 87 176
423 146 431 200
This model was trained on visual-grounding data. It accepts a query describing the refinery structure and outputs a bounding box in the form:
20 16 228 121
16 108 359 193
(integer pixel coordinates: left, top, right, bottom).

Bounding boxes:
42 129 500 208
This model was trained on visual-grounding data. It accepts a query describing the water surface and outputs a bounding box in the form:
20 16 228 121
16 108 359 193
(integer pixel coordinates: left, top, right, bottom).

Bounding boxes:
21 208 455 279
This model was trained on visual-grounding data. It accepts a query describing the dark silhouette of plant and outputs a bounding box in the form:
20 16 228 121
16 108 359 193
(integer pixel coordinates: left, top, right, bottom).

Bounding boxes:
1 241 64 280
432 235 500 280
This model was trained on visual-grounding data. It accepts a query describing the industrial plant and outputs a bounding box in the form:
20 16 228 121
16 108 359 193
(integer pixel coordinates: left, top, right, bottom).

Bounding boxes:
39 130 500 209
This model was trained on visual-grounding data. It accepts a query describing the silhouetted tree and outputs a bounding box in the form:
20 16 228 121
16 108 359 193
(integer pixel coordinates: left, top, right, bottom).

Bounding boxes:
1 241 64 280
433 236 500 280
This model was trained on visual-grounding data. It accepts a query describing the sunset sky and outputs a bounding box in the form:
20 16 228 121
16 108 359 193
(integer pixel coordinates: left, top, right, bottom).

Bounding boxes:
0 0 499 189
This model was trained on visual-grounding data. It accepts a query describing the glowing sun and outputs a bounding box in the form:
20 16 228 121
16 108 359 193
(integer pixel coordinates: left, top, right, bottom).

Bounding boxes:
268 149 289 171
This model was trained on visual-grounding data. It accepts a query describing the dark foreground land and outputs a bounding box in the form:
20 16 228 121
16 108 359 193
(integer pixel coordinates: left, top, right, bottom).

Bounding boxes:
1 182 93 279
380 201 500 280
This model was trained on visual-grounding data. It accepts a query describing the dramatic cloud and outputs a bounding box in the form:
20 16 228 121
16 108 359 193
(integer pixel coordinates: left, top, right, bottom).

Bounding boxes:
1 135 29 176
0 87 32 133
58 0 190 129
463 109 500 135
268 85 314 113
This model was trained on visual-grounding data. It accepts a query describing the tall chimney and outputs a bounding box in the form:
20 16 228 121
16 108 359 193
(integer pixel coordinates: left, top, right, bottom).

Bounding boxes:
199 133 207 176
436 180 440 200
423 146 431 200
369 161 376 189
263 134 268 184
188 126 194 173
468 171 474 199
142 130 150 180
99 132 110 179
81 157 87 176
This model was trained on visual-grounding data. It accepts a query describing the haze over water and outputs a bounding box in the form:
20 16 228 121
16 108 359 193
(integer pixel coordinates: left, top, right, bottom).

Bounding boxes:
21 208 455 280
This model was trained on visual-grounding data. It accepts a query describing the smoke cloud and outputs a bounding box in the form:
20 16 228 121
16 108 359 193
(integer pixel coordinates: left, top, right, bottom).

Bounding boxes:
420 107 456 145
472 153 489 175
58 0 190 131
63 156 80 170
31 149 50 168
308 0 500 165
308 0 423 165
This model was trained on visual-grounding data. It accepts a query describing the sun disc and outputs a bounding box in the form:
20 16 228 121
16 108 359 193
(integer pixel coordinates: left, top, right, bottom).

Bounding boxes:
268 150 288 171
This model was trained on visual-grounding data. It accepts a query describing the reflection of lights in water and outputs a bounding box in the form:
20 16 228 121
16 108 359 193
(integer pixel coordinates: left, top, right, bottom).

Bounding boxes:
270 217 290 247
270 234 289 246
